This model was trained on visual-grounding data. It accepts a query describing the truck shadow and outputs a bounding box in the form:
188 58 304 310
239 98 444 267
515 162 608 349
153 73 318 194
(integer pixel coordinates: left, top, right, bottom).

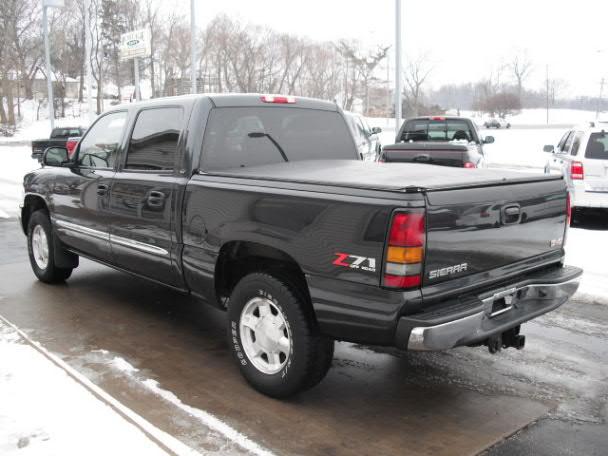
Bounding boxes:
571 209 608 231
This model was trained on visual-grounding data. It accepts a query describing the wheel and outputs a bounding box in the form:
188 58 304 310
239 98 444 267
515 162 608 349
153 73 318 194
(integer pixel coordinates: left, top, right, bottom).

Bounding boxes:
227 272 334 398
27 210 73 283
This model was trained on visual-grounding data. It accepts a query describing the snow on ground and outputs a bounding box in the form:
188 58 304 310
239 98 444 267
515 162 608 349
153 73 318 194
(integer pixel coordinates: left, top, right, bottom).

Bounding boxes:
0 318 173 456
0 146 39 218
459 108 601 127
565 227 608 297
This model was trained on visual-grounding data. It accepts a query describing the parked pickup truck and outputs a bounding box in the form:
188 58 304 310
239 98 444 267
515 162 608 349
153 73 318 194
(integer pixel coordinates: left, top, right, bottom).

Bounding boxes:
379 142 484 168
31 127 86 160
20 94 582 398
384 116 495 168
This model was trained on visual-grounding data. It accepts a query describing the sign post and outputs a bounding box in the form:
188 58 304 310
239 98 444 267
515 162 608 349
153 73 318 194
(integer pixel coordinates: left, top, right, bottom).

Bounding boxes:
120 29 150 102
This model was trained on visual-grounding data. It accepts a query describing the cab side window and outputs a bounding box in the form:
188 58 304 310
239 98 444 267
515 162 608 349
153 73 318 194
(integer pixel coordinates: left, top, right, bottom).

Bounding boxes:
77 111 127 169
125 107 183 171
557 131 572 153
570 132 584 156
562 132 575 154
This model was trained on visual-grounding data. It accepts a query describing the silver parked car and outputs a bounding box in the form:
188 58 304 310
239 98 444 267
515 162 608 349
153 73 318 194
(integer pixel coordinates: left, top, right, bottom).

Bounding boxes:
543 123 608 210
343 112 382 161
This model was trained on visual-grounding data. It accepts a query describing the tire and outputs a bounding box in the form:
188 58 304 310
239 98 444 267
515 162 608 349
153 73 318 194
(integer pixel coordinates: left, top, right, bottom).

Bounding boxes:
27 210 73 283
227 272 334 398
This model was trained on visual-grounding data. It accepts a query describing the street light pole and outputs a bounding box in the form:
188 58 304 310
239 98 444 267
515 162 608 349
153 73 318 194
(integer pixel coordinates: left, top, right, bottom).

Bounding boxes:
190 0 197 94
84 0 94 120
43 5 54 130
394 0 402 132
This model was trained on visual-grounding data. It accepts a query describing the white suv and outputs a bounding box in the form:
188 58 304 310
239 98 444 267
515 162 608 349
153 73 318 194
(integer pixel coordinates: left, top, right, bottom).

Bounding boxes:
543 123 608 209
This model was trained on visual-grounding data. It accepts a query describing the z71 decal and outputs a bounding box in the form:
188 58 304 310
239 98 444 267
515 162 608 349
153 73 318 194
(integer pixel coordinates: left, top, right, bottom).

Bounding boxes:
333 253 377 272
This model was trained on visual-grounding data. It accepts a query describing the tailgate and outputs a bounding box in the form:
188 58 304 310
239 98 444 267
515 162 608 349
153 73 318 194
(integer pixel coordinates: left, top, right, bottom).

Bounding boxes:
383 143 469 168
423 179 567 286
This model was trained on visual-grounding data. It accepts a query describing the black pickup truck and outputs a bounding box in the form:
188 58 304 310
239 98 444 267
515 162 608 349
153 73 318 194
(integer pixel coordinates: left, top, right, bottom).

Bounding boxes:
385 116 494 168
31 127 86 160
20 94 582 398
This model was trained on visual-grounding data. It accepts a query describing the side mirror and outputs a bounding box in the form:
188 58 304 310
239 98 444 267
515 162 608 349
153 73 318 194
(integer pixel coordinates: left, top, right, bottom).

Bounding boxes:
483 136 495 144
42 146 70 167
370 126 382 135
543 145 555 153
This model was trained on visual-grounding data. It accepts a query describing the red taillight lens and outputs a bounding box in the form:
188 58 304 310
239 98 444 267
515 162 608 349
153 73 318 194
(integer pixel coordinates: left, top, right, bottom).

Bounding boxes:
431 116 445 121
383 210 425 289
260 95 296 104
571 161 584 180
388 212 425 247
66 139 78 157
463 161 476 168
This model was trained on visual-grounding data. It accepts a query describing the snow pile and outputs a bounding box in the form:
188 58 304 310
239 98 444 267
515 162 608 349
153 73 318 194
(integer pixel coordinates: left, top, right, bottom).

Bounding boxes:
0 319 171 456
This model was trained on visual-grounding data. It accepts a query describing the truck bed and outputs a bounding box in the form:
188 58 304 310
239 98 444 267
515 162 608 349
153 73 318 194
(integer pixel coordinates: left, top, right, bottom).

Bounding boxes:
208 160 562 193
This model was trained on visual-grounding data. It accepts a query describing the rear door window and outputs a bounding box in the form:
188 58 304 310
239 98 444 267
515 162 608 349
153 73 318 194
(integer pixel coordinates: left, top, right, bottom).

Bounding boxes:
125 107 183 171
401 119 475 142
562 131 575 154
202 107 356 171
585 133 608 159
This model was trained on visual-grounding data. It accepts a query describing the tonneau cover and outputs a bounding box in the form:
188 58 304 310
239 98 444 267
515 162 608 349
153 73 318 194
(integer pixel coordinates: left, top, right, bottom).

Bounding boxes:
206 160 562 192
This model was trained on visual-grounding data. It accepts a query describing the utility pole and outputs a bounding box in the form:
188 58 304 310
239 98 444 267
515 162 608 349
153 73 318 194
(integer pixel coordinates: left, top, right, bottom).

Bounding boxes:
43 4 53 129
596 78 605 120
545 64 549 126
190 0 197 94
134 58 141 101
84 0 94 120
394 0 402 132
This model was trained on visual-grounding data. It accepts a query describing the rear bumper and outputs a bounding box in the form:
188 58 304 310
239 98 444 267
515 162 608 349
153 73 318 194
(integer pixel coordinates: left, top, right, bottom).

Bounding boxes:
571 182 608 208
395 265 582 351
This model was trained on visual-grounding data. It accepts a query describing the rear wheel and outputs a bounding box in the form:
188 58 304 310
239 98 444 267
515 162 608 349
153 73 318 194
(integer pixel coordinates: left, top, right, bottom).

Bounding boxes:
227 272 334 398
27 210 73 283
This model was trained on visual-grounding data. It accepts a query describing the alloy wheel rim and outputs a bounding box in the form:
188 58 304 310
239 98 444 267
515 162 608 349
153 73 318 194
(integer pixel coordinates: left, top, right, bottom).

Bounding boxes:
239 297 292 375
32 225 49 270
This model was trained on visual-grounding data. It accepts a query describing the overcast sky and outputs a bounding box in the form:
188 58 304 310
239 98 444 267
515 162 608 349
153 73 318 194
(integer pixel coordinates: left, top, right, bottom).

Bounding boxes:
181 0 608 96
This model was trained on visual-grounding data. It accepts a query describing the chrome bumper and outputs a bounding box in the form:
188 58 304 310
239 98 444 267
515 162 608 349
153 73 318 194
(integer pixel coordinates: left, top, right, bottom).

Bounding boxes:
400 266 582 351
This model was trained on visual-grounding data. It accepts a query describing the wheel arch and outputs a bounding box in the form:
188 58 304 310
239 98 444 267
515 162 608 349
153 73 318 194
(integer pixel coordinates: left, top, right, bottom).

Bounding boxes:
214 240 311 309
21 194 49 234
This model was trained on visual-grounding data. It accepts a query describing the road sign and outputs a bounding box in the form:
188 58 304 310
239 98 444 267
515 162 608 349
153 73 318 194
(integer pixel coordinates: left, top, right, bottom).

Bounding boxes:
120 29 150 61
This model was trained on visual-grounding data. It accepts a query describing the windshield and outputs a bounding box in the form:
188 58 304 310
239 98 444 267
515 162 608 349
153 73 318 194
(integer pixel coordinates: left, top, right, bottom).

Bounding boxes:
400 119 476 143
585 133 608 160
202 107 357 171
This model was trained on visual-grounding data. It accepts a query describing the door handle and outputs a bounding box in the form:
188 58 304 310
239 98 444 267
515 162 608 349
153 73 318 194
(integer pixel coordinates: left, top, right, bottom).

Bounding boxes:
146 191 166 208
97 184 109 195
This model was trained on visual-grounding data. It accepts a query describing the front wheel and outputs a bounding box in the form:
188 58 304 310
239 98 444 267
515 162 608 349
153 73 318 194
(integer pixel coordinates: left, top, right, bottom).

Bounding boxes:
227 272 334 398
27 210 73 283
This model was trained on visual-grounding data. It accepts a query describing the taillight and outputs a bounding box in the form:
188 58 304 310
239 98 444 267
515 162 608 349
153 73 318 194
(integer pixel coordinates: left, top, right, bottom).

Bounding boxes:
383 210 425 289
570 161 584 180
463 161 476 168
260 95 296 104
66 139 78 157
431 116 445 121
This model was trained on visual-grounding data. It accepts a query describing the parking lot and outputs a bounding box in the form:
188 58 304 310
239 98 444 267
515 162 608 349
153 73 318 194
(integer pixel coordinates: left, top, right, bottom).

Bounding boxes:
1 132 607 455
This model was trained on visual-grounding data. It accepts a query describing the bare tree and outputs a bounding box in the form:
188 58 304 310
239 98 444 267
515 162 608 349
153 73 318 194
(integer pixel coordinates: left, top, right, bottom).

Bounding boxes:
403 54 433 116
510 51 533 103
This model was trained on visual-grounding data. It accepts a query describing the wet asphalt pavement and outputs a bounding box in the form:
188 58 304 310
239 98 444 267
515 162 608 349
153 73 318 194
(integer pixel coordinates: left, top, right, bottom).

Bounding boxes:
0 218 606 455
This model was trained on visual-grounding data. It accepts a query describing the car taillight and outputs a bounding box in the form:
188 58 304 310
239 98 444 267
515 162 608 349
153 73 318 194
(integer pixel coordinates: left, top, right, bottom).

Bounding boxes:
570 161 584 180
383 210 425 289
463 161 476 168
260 95 296 104
431 116 445 121
66 139 78 157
